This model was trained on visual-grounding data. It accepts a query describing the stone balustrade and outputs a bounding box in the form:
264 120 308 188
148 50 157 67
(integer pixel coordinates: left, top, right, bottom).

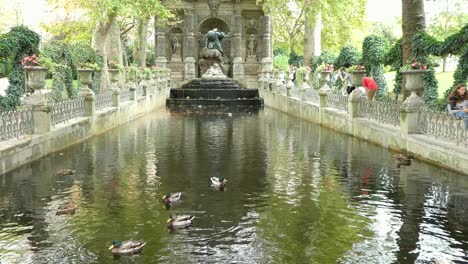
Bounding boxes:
259 71 468 175
0 71 171 175
0 70 171 141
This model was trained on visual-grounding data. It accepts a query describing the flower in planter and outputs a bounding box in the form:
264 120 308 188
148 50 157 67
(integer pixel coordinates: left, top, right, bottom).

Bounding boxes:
22 54 57 70
108 61 123 70
402 61 428 71
21 54 39 67
318 64 335 72
349 65 365 72
79 62 101 71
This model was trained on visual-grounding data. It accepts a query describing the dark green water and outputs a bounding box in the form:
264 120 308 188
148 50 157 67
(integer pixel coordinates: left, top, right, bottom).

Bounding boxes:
1 109 468 264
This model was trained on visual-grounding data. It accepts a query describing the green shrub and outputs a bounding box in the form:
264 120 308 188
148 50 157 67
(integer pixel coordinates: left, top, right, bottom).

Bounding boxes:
0 26 40 111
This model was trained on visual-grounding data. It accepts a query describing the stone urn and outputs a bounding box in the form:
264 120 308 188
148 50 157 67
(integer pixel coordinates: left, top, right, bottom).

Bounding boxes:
25 66 48 91
108 69 120 84
350 71 365 87
319 71 332 91
401 69 427 110
77 69 95 96
77 69 94 87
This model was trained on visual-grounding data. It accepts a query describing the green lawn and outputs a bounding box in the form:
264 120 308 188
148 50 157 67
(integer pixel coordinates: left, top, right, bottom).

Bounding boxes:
384 71 455 98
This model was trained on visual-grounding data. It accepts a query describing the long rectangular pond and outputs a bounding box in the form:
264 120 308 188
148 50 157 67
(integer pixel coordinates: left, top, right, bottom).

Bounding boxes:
1 108 467 263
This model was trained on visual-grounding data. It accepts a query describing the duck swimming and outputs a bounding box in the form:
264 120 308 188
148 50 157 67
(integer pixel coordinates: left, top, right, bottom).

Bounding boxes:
167 215 195 230
56 204 77 215
56 169 75 176
108 240 146 255
210 177 227 188
394 154 414 167
162 192 182 205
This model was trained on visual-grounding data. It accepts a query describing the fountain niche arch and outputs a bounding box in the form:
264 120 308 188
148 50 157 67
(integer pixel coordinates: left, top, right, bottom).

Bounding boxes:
198 17 230 58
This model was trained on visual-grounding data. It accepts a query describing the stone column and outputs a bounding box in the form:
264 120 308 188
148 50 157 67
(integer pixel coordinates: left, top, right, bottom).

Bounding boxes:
184 10 196 80
232 10 244 81
155 26 167 68
400 96 424 137
112 88 120 107
29 90 52 134
318 90 328 124
82 93 96 117
262 14 272 60
77 71 96 117
348 90 363 118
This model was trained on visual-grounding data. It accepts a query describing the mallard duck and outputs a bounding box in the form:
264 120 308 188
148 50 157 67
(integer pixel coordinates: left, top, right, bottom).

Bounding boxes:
167 215 195 230
394 154 414 167
108 240 146 255
162 192 182 205
210 177 227 188
56 204 77 215
56 169 75 176
168 214 195 222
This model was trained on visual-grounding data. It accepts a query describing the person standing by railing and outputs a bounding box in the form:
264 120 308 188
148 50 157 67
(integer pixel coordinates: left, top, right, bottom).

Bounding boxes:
362 76 378 100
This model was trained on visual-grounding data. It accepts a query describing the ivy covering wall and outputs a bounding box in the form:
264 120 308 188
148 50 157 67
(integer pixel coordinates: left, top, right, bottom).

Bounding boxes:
334 44 361 69
0 26 40 111
362 35 388 98
71 43 103 93
42 41 76 101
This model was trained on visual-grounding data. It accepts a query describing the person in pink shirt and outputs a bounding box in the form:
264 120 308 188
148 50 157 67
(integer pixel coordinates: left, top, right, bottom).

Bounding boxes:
362 77 378 100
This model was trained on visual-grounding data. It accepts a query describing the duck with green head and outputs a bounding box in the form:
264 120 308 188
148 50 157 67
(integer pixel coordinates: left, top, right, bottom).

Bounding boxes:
162 192 182 205
108 240 146 255
167 214 195 230
210 176 227 188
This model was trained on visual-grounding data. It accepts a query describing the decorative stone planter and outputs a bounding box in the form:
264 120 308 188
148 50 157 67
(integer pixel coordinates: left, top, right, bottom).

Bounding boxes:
77 69 95 96
77 69 94 87
319 71 332 91
25 66 47 91
400 69 427 111
401 69 426 91
350 71 365 87
108 69 120 84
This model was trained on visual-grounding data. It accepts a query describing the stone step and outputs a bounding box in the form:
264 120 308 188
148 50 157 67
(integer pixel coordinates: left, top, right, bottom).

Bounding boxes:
181 79 242 89
170 89 259 99
182 84 242 89
166 98 263 107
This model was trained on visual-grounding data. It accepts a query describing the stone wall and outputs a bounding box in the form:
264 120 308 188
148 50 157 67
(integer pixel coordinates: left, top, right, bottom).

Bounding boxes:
0 86 170 175
260 89 468 175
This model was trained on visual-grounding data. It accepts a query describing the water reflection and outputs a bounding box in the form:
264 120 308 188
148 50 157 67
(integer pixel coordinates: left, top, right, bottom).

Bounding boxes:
0 108 468 263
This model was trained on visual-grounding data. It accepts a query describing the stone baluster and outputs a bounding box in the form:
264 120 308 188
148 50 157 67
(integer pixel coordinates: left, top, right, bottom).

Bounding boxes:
400 70 425 138
318 90 328 124
348 90 363 118
108 69 120 107
129 80 137 101
77 69 96 117
286 70 295 96
25 67 52 134
300 70 311 101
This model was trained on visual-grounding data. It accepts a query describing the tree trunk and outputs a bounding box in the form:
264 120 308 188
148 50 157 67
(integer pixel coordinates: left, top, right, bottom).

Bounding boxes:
442 56 447 72
132 19 149 67
303 7 321 66
106 20 124 66
402 0 426 97
92 14 117 91
312 11 322 57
